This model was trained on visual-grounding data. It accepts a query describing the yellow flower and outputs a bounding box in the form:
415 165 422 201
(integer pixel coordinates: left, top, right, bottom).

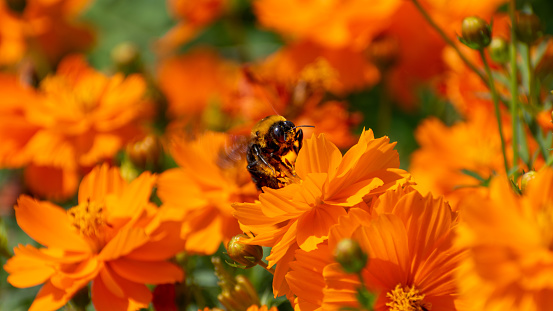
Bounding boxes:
4 164 184 311
233 129 410 297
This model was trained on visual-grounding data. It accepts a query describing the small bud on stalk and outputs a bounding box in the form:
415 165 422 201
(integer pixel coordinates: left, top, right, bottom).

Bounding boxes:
227 234 263 269
459 16 492 50
365 34 400 71
489 37 510 64
334 238 368 274
521 171 537 192
515 12 543 45
125 134 162 169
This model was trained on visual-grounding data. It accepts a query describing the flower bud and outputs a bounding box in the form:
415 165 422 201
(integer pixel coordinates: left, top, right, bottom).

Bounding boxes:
111 42 143 74
459 16 491 50
515 12 543 45
488 37 509 64
334 238 368 274
521 171 537 192
125 134 162 170
365 35 400 71
226 234 263 269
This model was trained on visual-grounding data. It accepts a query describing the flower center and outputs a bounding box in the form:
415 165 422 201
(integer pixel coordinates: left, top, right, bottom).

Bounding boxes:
385 284 430 311
67 199 109 251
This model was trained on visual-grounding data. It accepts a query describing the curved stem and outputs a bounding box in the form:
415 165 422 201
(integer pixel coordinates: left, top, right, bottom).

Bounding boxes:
509 0 520 179
257 260 275 275
479 50 510 176
411 0 489 87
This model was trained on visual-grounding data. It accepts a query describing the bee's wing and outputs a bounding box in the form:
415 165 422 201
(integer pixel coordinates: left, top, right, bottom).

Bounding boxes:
216 134 249 170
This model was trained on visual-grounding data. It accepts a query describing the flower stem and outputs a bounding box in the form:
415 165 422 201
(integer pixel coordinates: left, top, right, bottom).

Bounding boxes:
411 0 489 87
479 49 510 176
257 260 275 275
509 0 520 179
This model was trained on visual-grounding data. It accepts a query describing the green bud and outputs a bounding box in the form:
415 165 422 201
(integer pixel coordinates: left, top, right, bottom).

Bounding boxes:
521 171 537 192
515 12 543 45
459 16 492 50
334 238 368 274
489 37 509 64
226 234 263 269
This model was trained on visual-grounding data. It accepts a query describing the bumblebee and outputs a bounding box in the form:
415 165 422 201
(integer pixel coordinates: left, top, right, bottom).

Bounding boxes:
246 115 312 190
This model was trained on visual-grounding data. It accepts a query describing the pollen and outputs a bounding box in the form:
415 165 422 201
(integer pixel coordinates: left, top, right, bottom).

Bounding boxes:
67 199 109 248
385 284 430 311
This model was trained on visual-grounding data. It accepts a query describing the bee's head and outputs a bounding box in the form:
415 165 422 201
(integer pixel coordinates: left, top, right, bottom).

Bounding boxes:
270 120 296 144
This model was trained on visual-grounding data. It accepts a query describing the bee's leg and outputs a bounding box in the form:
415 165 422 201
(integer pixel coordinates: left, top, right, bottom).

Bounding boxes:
249 144 276 175
294 129 304 153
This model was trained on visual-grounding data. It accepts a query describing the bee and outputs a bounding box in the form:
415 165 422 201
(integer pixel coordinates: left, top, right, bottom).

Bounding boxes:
246 115 313 190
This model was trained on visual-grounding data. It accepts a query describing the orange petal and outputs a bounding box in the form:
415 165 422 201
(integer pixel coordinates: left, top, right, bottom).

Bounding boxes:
295 133 342 179
109 258 184 284
322 263 360 309
266 220 299 268
296 204 346 252
286 245 332 308
126 220 185 261
92 267 152 311
260 184 309 219
157 168 209 210
99 227 149 261
5 250 55 288
28 281 76 311
24 164 79 201
355 215 410 289
327 207 372 251
15 196 90 252
109 171 156 220
78 164 125 204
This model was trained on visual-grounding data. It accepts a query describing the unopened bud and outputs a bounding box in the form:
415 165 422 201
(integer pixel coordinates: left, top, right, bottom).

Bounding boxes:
515 12 543 45
366 35 400 71
111 42 142 74
459 16 491 50
125 134 162 170
521 171 537 192
227 234 263 269
334 238 368 274
489 37 509 64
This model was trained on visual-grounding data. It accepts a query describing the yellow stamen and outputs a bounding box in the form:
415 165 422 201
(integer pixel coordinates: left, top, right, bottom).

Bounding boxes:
67 199 109 251
385 284 430 311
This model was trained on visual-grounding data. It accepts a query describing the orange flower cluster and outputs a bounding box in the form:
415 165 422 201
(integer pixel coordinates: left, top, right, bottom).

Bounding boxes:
233 130 411 297
4 165 184 310
0 55 152 200
3 0 553 311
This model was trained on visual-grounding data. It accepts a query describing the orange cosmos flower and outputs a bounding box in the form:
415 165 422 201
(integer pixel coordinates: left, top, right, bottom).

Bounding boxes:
254 0 401 49
259 41 380 95
456 168 553 310
3 164 185 311
233 129 411 297
409 107 516 208
157 48 237 120
0 55 152 200
286 186 464 310
157 131 258 255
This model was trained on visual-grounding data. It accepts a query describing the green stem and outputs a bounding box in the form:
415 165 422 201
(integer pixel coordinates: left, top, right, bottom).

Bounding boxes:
411 0 489 87
509 0 520 179
479 50 510 176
